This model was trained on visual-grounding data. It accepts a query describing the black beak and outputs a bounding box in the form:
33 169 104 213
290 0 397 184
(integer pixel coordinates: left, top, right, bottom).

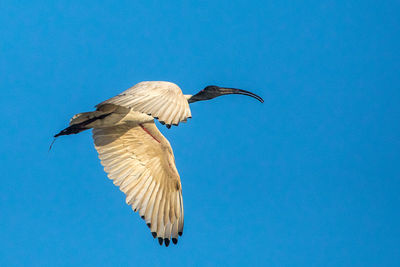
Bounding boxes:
217 87 264 103
189 86 264 103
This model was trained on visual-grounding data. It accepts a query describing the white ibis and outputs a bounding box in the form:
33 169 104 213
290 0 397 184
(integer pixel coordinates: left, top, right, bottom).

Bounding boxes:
54 81 263 246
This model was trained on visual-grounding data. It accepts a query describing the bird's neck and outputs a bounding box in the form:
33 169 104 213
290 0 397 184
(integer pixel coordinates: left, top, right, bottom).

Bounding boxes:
184 94 194 103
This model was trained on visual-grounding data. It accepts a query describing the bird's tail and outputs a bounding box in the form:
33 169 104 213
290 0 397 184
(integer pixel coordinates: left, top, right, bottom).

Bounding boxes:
54 122 89 137
54 111 111 138
50 105 120 151
49 111 111 151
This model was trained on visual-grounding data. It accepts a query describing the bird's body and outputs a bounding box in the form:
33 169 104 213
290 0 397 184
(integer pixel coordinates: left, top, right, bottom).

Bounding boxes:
55 81 263 246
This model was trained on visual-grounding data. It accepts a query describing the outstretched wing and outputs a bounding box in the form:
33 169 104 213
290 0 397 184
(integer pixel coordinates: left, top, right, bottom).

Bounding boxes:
96 81 191 128
92 122 184 246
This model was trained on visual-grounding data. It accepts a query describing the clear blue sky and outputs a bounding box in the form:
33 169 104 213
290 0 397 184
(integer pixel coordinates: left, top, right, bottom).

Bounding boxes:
1 0 399 266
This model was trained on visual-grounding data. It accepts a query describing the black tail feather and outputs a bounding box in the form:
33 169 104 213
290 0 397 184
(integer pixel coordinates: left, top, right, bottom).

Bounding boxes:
54 124 88 137
54 113 111 138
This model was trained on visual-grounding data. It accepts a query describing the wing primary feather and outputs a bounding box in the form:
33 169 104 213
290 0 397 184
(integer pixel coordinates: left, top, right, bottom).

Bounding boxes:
157 189 166 238
131 174 152 213
151 186 163 235
147 183 161 233
178 193 184 236
138 180 156 217
92 121 184 245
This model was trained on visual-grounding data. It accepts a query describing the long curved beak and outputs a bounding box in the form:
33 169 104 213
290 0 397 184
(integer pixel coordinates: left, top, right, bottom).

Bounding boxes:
218 87 264 103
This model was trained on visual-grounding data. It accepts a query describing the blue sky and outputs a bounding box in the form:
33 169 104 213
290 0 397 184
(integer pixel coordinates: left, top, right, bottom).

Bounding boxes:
1 0 399 266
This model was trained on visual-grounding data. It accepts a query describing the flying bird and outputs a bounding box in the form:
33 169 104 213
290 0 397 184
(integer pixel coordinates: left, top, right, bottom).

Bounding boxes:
54 81 263 246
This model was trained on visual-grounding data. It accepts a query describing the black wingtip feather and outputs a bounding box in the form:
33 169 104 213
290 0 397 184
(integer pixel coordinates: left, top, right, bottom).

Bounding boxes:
164 239 170 247
172 238 178 244
147 223 151 228
152 232 157 238
158 237 163 245
178 231 183 236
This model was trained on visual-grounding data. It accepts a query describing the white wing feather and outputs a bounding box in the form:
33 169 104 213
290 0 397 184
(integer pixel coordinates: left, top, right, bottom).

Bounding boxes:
96 81 191 127
92 122 184 245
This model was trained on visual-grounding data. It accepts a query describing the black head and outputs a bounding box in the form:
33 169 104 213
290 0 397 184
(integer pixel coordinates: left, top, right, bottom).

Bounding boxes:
188 85 264 103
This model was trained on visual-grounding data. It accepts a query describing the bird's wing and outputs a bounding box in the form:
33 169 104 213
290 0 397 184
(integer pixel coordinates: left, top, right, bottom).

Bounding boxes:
92 122 184 246
96 81 192 127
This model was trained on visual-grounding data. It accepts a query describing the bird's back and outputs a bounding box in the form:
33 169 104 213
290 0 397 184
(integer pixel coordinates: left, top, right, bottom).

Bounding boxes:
96 81 192 128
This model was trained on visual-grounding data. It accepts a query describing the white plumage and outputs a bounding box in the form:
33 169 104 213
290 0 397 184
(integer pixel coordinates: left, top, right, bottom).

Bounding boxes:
97 81 191 127
93 123 183 245
55 81 263 247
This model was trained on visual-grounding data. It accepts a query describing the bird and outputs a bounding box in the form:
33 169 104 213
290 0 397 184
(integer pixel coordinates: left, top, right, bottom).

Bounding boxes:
54 81 263 247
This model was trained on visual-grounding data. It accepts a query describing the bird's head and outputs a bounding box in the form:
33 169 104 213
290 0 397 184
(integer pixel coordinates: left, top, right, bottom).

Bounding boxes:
188 85 264 103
